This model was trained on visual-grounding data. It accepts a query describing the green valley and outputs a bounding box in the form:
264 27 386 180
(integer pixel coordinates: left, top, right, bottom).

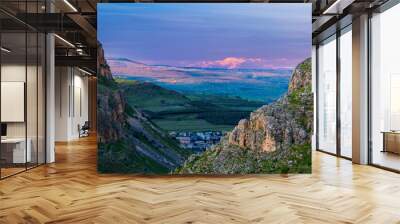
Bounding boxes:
115 78 265 132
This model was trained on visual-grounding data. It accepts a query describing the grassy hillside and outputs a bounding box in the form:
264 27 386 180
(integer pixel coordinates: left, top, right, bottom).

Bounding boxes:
97 75 191 174
175 143 311 174
116 78 191 113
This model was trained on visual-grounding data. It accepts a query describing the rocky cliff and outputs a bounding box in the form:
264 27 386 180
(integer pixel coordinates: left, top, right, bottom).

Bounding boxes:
97 44 191 173
97 45 113 80
176 58 313 174
228 58 312 152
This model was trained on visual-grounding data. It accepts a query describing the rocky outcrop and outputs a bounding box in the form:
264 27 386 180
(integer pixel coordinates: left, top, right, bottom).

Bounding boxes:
227 58 312 152
97 43 129 142
228 111 276 152
97 89 127 142
98 44 113 80
176 58 313 174
288 59 312 94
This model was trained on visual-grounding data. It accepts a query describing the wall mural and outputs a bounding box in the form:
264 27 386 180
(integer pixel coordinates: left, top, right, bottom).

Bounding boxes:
97 3 313 174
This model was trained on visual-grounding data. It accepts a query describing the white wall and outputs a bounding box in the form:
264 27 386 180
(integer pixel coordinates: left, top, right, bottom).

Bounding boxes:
1 63 46 164
55 67 89 141
312 45 317 151
55 67 70 141
1 65 41 138
72 73 89 138
1 64 27 138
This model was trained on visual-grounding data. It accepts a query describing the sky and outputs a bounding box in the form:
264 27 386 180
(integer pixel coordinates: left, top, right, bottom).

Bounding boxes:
98 3 311 69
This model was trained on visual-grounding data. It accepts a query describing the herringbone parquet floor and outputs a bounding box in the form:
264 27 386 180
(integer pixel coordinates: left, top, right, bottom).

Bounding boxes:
1 135 400 224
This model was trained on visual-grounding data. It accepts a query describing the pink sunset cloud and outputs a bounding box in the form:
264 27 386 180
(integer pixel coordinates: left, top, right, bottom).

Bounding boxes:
193 57 299 70
215 57 247 69
199 57 259 69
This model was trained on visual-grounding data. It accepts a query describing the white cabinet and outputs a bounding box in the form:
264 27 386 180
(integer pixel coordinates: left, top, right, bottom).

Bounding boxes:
1 138 32 163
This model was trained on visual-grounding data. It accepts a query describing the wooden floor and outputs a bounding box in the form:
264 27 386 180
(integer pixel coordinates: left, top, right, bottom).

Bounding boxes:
1 167 26 178
1 136 400 224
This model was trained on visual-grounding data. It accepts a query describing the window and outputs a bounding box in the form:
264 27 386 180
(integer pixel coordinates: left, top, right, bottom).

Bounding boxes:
339 26 352 158
317 35 337 154
0 2 46 179
370 3 400 171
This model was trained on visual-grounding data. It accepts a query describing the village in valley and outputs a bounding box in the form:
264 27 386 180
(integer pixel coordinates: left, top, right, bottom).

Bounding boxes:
169 131 224 152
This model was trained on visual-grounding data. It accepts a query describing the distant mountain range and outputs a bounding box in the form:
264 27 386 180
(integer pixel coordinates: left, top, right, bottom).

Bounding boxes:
106 57 292 84
107 57 291 103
